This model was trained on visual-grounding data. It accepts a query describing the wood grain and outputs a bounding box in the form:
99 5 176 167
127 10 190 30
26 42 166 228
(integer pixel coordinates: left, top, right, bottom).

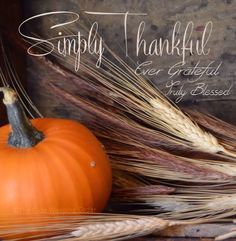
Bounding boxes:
129 223 236 240
23 0 236 124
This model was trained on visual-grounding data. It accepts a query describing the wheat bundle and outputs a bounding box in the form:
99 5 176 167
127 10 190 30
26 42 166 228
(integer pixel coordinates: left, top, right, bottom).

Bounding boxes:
28 49 236 239
73 51 236 158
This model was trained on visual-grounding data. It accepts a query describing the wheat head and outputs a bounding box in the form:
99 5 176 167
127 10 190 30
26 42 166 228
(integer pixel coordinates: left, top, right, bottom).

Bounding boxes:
71 216 173 240
149 98 229 155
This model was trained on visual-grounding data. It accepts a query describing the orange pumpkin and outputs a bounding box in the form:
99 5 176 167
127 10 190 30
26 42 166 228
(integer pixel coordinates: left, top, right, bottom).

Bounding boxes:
0 87 112 239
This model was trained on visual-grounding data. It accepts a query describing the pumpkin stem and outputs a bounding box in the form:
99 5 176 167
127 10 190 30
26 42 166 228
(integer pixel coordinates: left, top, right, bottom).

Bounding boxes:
0 87 44 148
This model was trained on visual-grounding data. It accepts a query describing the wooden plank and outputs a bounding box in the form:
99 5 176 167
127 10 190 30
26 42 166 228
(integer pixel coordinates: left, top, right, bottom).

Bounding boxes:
158 223 235 238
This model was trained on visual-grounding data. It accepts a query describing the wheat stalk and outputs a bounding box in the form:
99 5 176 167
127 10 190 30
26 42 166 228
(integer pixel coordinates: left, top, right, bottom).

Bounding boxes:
149 99 223 154
18 22 236 158
40 51 236 159
0 213 190 241
81 41 236 158
185 109 236 141
0 212 231 241
96 53 236 158
216 219 236 241
216 230 236 241
72 56 236 157
116 183 236 221
0 36 42 118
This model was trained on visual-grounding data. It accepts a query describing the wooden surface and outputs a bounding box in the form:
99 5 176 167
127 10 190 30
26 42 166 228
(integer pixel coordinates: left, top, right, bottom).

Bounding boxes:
128 223 236 240
22 0 236 124
158 223 235 238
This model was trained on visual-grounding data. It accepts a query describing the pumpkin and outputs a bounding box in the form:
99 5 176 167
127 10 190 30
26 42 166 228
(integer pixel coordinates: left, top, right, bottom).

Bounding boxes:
0 87 112 238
